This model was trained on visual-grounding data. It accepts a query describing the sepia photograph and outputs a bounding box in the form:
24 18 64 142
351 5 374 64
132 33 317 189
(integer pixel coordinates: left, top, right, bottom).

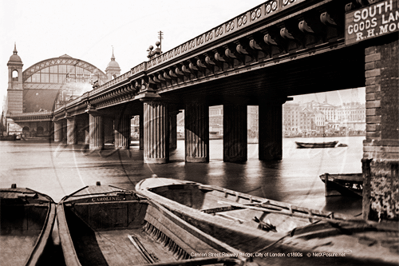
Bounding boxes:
1 0 398 265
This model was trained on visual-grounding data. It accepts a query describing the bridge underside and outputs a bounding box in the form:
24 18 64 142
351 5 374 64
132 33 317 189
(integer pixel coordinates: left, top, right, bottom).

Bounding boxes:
158 45 365 107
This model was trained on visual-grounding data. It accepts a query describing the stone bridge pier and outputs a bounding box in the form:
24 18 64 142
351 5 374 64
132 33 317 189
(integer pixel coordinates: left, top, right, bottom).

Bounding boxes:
362 34 398 222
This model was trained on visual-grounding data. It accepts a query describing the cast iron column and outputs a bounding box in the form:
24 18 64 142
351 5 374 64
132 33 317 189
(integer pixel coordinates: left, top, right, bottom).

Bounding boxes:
115 114 131 149
143 101 169 163
53 120 62 142
259 103 283 160
139 113 144 150
89 114 104 150
185 102 209 163
62 120 67 143
66 117 77 145
223 103 247 162
103 116 114 147
169 108 179 151
80 115 89 145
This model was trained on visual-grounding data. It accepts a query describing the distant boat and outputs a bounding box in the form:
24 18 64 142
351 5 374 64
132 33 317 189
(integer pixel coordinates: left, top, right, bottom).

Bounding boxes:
0 135 16 141
57 182 245 266
295 140 338 148
0 184 56 266
320 173 363 198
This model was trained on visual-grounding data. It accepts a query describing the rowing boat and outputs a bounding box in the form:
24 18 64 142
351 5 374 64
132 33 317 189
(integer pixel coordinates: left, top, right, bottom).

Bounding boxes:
136 177 399 265
0 184 56 266
295 141 338 148
319 173 363 198
57 182 246 266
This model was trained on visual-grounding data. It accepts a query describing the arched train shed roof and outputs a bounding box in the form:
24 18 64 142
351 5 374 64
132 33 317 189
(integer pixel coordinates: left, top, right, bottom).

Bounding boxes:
22 54 107 82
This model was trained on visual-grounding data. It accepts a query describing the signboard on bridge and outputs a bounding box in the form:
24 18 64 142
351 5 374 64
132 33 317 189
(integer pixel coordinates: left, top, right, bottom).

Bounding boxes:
345 0 399 45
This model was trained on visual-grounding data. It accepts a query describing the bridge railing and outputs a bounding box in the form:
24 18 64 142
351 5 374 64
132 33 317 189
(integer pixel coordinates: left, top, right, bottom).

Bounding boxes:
57 0 305 113
144 0 294 71
90 0 293 93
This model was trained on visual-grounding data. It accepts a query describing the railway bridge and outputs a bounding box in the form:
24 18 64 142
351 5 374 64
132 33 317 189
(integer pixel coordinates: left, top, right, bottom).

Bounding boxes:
51 0 398 220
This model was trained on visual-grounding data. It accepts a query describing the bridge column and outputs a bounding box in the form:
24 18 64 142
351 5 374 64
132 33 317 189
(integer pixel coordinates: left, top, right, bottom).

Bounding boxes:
66 117 77 145
75 116 88 144
259 102 283 160
143 101 169 163
139 112 144 150
223 103 247 163
62 120 67 143
84 125 89 145
185 102 209 163
114 114 131 149
53 120 62 142
89 114 104 150
362 36 399 222
169 107 180 151
103 116 114 146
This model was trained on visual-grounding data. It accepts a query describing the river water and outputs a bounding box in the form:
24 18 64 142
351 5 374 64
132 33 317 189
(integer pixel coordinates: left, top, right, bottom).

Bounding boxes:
0 136 364 217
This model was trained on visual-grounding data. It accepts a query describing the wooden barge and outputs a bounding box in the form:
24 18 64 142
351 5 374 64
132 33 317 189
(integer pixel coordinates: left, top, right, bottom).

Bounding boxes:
57 182 246 266
0 184 56 266
320 173 363 198
136 177 399 266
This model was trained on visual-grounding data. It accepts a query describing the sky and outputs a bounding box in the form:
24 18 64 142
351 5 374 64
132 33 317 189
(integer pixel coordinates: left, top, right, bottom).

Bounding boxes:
1 0 364 111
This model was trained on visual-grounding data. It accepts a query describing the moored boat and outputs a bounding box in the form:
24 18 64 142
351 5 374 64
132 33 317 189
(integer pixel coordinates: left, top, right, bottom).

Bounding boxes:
0 184 56 266
136 177 399 265
57 182 246 266
320 173 363 198
295 141 338 148
0 134 17 141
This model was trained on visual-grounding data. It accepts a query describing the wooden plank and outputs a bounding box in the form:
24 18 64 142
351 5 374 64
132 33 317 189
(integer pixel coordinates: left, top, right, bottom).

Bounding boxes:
95 229 178 265
321 173 363 182
57 204 82 266
201 205 239 213
26 203 56 266
128 234 157 263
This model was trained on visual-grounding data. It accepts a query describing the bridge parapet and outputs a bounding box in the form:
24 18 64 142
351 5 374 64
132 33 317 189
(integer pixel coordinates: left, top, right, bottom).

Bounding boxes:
146 0 305 71
54 0 310 117
55 0 382 117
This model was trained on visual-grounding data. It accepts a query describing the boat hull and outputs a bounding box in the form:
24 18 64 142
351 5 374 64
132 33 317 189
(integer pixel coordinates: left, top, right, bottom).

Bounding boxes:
320 173 363 198
295 141 338 148
136 177 399 266
0 186 56 266
57 184 244 266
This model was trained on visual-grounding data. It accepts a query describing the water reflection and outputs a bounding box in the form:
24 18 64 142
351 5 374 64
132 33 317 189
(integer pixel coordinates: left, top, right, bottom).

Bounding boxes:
0 136 364 216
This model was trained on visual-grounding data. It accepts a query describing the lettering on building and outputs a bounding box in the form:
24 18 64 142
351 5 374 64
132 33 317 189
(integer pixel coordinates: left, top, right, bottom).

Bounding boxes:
345 0 399 45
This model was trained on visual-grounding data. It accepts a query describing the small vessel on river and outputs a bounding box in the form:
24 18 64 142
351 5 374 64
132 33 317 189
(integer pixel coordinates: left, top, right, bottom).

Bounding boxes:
0 184 56 266
57 182 245 266
320 173 363 198
136 177 399 266
295 140 338 148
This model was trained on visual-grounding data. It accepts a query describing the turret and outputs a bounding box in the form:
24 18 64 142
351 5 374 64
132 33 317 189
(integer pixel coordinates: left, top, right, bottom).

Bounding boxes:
105 46 121 80
7 43 24 114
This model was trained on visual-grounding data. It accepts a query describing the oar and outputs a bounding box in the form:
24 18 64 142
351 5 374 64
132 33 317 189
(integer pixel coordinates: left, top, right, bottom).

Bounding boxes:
217 201 363 224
